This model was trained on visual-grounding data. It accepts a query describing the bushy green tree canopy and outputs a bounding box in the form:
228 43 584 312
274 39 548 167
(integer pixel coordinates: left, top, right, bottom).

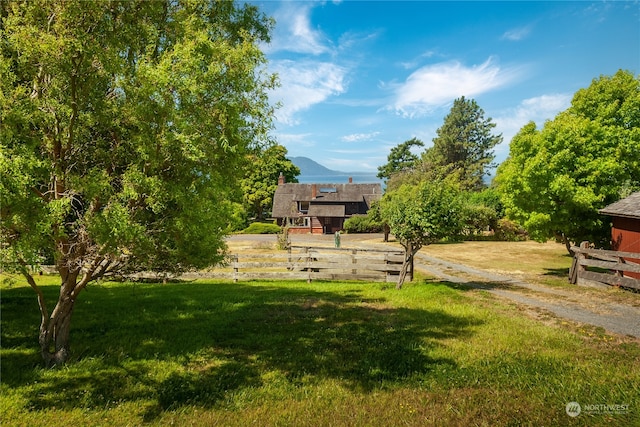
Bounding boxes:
379 180 462 288
0 0 276 365
423 96 502 191
495 70 640 252
240 144 299 220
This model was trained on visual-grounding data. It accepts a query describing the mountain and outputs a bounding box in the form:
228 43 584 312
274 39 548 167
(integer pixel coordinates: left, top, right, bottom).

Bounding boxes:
288 156 382 185
288 156 338 177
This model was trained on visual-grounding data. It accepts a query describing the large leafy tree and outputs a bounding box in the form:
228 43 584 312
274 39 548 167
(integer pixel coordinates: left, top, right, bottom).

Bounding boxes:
495 70 640 253
423 96 502 191
240 144 299 220
0 0 276 365
379 180 462 288
376 137 424 182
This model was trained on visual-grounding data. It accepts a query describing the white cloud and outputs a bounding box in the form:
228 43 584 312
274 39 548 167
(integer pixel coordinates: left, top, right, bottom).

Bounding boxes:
501 25 533 41
398 50 439 70
340 132 380 142
497 93 572 130
275 132 315 147
493 93 573 161
264 3 331 55
270 60 347 125
389 57 524 117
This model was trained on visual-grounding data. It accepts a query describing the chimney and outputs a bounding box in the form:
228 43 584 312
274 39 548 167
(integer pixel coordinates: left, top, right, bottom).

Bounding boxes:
278 172 285 185
348 177 353 183
311 184 317 199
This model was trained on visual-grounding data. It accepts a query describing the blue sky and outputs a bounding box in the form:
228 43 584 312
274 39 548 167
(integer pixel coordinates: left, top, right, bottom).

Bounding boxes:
251 0 639 174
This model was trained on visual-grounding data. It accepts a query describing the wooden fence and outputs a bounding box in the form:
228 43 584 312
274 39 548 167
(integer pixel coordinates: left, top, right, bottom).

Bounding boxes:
569 242 640 290
200 246 405 283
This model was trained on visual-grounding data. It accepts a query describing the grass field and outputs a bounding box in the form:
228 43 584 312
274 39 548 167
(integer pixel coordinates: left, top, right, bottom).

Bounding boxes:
2 267 639 426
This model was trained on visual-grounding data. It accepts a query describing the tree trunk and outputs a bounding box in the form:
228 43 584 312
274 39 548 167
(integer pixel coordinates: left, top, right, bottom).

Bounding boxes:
396 245 416 289
562 234 575 256
39 272 80 367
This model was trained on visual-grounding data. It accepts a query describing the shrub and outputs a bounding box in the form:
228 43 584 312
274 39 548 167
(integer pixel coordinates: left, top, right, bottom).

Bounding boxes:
343 215 383 233
459 203 497 238
241 222 282 234
494 218 528 241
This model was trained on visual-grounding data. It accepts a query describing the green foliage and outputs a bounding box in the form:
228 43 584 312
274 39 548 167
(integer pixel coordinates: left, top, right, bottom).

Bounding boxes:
494 218 529 242
240 144 300 220
376 137 424 181
226 202 249 232
380 180 463 251
1 0 276 274
241 222 281 234
380 179 463 286
458 202 496 238
495 70 640 249
343 215 384 233
458 188 505 238
423 97 502 191
0 0 276 363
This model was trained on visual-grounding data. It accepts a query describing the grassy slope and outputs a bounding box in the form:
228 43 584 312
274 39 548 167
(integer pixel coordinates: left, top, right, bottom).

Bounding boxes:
1 271 638 426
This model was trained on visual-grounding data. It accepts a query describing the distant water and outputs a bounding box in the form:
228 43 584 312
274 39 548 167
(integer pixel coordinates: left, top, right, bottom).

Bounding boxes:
296 173 383 185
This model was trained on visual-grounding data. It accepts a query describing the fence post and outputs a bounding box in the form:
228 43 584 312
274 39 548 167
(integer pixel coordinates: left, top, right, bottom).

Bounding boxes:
575 241 589 284
384 252 389 282
352 249 357 275
615 256 626 279
233 254 239 283
306 247 312 283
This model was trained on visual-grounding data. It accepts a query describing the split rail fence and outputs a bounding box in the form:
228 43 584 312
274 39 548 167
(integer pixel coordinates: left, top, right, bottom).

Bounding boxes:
569 242 640 291
34 246 405 283
199 246 405 283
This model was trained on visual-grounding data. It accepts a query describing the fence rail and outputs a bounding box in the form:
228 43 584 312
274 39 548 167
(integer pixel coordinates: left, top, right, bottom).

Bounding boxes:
213 246 405 283
569 242 640 290
32 247 405 283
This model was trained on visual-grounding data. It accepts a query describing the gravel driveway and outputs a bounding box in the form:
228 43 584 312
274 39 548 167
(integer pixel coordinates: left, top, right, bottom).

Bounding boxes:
413 253 640 339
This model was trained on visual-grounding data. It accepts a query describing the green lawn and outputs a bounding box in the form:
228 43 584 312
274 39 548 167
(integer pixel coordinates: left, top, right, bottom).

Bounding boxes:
1 275 638 426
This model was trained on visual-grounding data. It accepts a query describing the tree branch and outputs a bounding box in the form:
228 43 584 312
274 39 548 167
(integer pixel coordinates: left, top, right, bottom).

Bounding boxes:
18 260 50 343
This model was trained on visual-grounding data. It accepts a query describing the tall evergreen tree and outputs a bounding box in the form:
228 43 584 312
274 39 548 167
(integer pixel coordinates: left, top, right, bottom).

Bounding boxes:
424 97 502 191
376 137 424 182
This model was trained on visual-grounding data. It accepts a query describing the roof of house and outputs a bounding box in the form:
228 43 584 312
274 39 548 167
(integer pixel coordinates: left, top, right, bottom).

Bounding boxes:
599 192 640 219
272 183 382 218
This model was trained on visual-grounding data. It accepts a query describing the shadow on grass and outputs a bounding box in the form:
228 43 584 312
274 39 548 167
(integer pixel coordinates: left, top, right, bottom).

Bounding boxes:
543 267 569 278
1 280 481 415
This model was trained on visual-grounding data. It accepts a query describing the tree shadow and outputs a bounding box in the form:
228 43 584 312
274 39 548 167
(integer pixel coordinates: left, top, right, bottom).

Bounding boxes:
1 281 482 416
431 278 520 293
543 267 569 278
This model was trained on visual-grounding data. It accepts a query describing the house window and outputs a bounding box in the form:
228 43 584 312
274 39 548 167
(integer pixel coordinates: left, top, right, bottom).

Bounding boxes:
288 217 310 227
298 201 309 213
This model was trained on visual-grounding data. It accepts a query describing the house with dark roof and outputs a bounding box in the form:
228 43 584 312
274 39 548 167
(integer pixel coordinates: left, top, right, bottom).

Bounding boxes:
600 191 640 279
272 174 382 234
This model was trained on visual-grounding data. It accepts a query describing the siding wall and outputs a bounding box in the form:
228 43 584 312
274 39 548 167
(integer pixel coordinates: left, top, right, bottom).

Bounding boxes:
611 216 640 279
